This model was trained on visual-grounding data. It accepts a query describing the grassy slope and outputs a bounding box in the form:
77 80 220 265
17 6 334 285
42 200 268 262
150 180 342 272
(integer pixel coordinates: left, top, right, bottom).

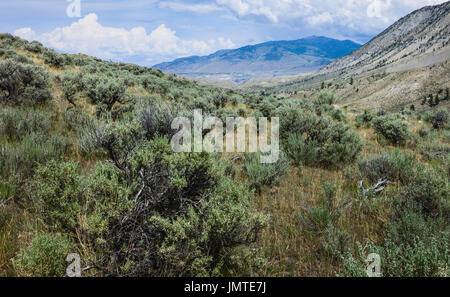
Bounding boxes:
1 35 449 277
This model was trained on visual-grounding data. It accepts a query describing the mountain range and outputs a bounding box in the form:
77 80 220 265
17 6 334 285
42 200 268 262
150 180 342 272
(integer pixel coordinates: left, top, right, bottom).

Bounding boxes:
153 36 361 82
245 1 450 112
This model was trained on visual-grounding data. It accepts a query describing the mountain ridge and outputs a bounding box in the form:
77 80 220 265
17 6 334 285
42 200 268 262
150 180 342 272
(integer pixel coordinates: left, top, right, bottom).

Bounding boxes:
153 36 361 82
320 1 450 75
243 1 450 112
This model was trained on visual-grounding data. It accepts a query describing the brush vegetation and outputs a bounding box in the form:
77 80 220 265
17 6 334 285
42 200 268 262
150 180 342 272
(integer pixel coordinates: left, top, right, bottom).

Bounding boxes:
0 34 449 277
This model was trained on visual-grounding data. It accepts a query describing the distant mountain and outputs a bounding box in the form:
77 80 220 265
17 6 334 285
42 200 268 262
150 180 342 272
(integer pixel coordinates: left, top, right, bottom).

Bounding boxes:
320 1 450 75
245 2 450 112
153 36 361 82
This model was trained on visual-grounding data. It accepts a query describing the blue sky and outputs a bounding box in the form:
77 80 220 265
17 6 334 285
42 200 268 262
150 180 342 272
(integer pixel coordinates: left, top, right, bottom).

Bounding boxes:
1 0 446 65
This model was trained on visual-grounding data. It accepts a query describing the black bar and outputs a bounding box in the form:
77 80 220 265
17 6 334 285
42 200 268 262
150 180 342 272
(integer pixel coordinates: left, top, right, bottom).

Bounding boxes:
0 277 445 296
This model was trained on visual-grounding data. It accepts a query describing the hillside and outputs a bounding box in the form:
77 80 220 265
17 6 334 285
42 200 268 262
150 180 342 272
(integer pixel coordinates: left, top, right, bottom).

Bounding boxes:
0 29 449 279
246 1 450 111
321 1 450 75
153 36 360 82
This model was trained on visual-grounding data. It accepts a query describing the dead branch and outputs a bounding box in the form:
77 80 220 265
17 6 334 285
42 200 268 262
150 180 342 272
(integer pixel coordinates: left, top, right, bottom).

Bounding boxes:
0 196 13 208
230 155 242 161
359 178 393 198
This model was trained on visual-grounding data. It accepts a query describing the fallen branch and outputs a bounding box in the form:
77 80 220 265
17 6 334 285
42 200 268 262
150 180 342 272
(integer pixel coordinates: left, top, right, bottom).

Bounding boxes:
230 155 242 161
0 196 13 208
359 178 393 198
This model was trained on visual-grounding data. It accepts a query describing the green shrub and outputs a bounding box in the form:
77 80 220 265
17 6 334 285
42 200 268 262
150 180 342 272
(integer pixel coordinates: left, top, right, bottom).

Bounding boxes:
140 76 170 95
277 108 319 141
0 206 18 274
358 149 449 218
212 92 228 108
0 133 71 180
42 49 66 67
313 91 336 106
0 59 52 105
148 177 267 276
61 72 84 107
128 137 218 213
358 150 416 184
320 223 351 259
237 107 248 117
79 119 141 171
28 160 83 230
441 130 450 143
85 162 131 236
62 107 94 133
320 123 362 166
0 107 51 141
331 108 346 122
140 102 175 140
302 205 333 234
355 109 375 128
429 108 449 130
342 206 449 277
228 94 242 106
243 152 290 192
84 75 126 114
250 109 264 119
11 53 34 65
301 182 345 236
418 128 429 138
216 107 238 123
373 115 410 145
418 139 450 167
13 233 72 277
282 112 362 167
402 167 449 218
256 97 277 118
0 180 15 202
93 136 267 276
72 55 91 67
187 97 215 114
119 72 137 87
24 41 44 53
285 133 318 166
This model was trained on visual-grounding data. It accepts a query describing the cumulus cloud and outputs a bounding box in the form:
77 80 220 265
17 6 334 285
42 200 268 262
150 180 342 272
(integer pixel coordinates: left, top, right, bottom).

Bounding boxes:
12 1 448 63
14 13 235 65
366 0 392 22
14 28 37 41
306 12 333 26
213 0 448 33
159 1 224 13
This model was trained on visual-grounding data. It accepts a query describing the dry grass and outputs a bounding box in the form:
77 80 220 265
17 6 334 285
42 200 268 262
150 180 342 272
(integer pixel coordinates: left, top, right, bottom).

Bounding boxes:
253 161 396 276
251 111 408 276
0 205 45 276
254 167 338 276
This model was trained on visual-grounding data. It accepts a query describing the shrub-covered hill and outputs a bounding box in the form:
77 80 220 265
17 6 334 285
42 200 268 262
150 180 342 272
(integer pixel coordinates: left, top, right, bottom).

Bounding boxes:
1 33 449 277
0 33 269 277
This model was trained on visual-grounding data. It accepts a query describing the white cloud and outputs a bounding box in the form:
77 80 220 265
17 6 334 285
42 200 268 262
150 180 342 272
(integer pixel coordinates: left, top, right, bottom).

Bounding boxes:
14 13 235 65
216 0 312 23
14 27 37 41
159 1 224 13
367 0 392 22
214 0 448 33
306 12 333 26
12 1 448 64
217 37 236 49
